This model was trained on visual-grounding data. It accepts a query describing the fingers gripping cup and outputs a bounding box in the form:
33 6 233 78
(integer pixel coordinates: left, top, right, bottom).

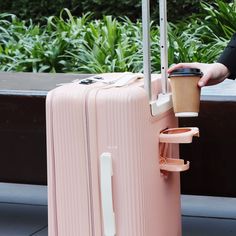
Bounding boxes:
169 68 203 117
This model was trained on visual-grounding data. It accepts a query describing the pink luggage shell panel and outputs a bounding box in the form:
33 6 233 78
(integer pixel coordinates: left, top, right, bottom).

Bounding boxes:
46 75 182 236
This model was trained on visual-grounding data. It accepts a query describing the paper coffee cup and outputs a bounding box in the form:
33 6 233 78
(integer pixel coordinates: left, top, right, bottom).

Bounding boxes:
169 68 203 117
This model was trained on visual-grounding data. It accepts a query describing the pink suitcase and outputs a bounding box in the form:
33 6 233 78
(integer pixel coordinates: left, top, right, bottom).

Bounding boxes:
46 0 198 235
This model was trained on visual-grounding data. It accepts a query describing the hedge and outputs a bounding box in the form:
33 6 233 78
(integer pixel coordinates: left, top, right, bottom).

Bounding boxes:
1 1 235 73
0 0 218 23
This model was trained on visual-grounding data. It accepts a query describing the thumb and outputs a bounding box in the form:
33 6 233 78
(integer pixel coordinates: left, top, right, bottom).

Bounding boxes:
198 73 210 87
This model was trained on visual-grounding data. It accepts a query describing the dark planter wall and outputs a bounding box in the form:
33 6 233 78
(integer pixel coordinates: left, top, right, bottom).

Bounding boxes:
0 72 88 185
0 95 46 184
180 100 236 197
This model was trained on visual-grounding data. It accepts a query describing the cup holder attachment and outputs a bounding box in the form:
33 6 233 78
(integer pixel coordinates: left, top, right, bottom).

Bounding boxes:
159 127 199 173
160 127 199 144
160 157 190 172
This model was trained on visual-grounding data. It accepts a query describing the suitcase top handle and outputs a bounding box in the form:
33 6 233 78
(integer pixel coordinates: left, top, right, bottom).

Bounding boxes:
142 0 172 116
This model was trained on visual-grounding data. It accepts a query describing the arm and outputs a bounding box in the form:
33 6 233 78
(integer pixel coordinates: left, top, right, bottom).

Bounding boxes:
217 33 236 79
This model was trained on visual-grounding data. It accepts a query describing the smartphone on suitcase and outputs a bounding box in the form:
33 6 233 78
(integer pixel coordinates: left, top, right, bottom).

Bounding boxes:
46 0 184 235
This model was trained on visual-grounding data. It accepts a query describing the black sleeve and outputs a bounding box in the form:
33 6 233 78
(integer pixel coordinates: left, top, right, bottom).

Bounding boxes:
217 33 236 80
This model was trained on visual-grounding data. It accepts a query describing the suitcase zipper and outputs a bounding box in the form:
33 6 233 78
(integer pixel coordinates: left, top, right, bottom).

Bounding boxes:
84 88 96 236
84 85 117 236
84 84 114 236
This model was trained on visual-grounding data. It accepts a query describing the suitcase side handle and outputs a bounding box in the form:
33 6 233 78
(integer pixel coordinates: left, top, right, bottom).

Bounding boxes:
142 0 172 116
100 153 116 236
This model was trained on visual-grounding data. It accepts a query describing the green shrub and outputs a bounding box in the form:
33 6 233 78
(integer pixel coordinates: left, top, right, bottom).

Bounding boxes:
0 1 235 73
0 0 217 23
200 0 236 39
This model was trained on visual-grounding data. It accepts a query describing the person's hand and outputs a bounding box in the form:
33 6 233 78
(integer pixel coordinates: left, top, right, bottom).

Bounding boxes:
168 62 230 87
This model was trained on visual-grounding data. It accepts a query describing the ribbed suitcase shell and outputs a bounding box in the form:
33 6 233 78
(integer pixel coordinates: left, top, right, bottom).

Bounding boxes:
46 75 181 236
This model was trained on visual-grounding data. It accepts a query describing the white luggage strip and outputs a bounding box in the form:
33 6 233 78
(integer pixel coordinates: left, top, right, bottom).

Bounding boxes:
100 153 116 236
56 73 143 87
79 73 143 87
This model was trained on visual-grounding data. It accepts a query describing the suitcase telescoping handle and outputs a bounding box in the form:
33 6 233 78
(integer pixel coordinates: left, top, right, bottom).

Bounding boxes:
142 0 172 116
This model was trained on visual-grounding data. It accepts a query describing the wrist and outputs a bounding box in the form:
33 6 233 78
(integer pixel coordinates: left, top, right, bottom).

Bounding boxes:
215 62 230 78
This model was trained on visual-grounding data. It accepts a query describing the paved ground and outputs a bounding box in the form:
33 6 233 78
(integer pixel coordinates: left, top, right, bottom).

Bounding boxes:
0 183 47 236
182 195 236 235
0 183 236 235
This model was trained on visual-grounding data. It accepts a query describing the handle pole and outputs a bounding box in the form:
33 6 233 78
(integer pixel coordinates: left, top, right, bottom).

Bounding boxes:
142 0 168 101
160 0 168 94
142 0 152 101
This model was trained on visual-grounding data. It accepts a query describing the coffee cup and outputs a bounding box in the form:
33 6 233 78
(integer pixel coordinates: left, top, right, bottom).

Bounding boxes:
169 68 203 117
